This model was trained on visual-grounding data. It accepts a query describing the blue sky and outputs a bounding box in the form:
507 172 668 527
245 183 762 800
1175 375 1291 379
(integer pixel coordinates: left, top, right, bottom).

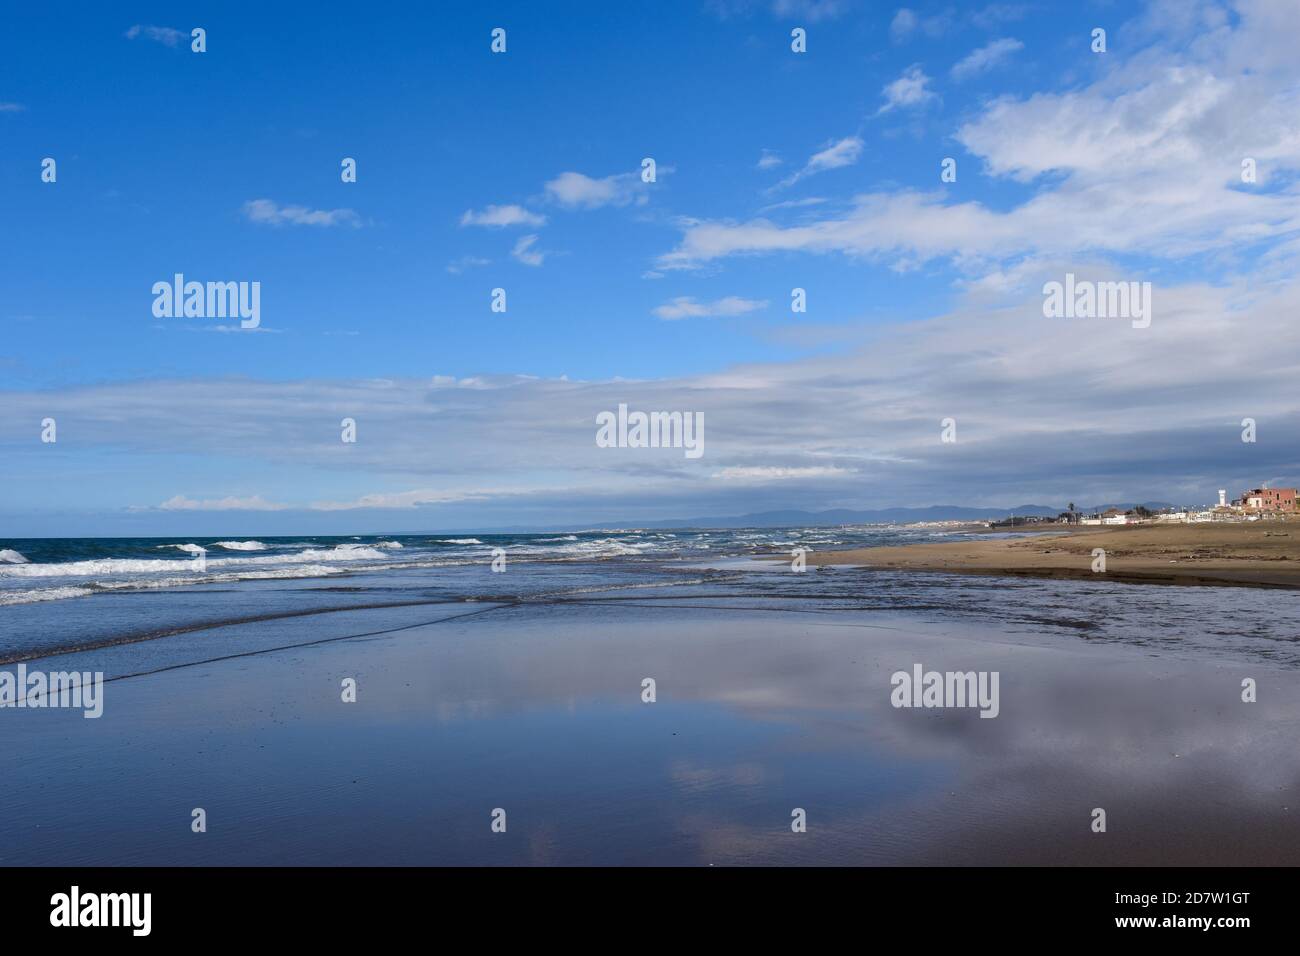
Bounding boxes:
4 0 1300 535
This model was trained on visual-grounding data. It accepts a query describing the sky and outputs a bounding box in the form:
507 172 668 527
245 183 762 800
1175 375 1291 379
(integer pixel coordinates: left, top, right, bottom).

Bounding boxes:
3 0 1300 535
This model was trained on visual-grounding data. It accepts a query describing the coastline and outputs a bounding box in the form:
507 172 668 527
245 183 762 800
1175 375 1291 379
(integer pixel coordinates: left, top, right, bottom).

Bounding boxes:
6 532 1300 865
802 523 1300 588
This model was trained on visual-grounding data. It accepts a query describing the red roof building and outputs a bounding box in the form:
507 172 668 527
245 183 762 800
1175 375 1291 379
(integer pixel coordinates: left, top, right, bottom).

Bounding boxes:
1240 487 1297 512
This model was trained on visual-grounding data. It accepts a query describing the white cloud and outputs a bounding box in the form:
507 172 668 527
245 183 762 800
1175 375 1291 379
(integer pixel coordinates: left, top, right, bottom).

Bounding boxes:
242 199 361 228
446 255 490 274
757 149 783 170
758 197 828 213
802 136 863 173
877 65 938 113
889 8 951 42
9 265 1300 519
770 0 848 22
711 466 852 481
309 489 495 511
544 170 650 209
511 234 548 266
971 4 1029 30
776 136 864 189
160 495 286 512
664 6 1300 273
706 0 848 22
653 296 768 320
0 102 25 113
459 204 546 228
124 25 186 47
951 37 1024 80
890 8 918 41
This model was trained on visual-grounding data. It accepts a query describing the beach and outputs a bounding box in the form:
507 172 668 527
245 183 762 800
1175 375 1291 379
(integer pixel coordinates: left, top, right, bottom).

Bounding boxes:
805 523 1300 589
3 529 1300 866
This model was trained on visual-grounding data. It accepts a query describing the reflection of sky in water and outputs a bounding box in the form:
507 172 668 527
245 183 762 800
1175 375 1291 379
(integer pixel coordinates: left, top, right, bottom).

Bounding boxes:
4 599 1299 865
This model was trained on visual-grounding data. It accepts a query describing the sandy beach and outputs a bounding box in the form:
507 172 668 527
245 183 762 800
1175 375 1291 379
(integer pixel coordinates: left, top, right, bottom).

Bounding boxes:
4 594 1300 866
5 530 1300 866
806 523 1300 589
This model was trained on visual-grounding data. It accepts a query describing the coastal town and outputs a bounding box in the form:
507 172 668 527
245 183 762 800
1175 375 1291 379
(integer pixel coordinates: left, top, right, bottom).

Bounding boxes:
994 485 1298 528
812 485 1300 590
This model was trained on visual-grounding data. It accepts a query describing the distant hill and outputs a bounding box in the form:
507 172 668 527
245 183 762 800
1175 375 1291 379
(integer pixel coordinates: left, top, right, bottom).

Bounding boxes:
633 503 1176 529
455 502 1180 533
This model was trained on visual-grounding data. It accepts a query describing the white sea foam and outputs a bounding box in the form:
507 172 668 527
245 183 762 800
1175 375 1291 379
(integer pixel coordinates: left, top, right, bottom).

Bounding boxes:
292 546 389 561
437 538 484 545
0 549 29 563
0 545 393 578
0 585 95 606
2 557 203 577
212 540 268 551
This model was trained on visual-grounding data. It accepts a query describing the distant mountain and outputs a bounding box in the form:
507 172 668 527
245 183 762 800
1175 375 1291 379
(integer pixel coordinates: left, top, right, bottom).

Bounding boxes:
439 502 1183 534
616 502 1177 529
635 506 1053 528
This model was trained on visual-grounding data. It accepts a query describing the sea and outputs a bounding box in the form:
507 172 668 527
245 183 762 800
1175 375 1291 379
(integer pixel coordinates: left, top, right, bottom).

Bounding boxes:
3 527 1299 671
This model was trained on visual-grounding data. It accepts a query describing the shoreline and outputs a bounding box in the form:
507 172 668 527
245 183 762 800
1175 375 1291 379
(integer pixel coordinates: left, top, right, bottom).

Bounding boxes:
801 523 1300 588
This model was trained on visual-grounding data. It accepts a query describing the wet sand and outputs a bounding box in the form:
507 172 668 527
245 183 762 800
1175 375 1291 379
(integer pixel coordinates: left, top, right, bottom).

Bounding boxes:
807 523 1300 588
3 595 1298 865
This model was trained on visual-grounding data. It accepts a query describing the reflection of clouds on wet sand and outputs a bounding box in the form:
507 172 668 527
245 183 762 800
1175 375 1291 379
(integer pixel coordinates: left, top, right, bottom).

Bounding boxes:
669 760 768 793
405 607 1300 863
6 598 1299 864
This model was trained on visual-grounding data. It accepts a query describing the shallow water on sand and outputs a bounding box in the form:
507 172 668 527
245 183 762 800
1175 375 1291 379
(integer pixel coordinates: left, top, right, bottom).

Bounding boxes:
3 551 1299 865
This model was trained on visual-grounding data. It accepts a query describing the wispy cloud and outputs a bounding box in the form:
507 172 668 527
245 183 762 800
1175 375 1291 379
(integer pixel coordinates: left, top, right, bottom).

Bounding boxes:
951 37 1024 80
878 65 938 113
124 24 186 47
653 296 768 320
309 487 529 511
665 10 1300 273
756 149 783 170
459 204 546 228
0 102 25 113
9 267 1299 521
770 0 849 22
971 4 1029 30
160 495 286 512
706 0 849 23
775 136 864 189
711 466 851 481
889 8 951 43
242 199 362 228
544 170 652 209
511 234 549 266
446 255 490 274
758 196 828 214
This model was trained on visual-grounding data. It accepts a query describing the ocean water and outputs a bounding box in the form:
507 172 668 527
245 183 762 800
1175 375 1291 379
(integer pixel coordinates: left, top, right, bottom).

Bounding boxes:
3 526 1299 671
